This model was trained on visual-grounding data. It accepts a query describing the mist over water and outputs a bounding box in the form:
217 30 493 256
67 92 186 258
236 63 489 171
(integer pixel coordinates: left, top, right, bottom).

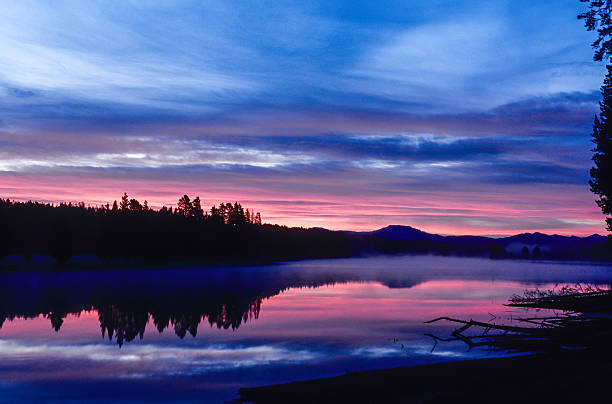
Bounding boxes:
1 255 611 403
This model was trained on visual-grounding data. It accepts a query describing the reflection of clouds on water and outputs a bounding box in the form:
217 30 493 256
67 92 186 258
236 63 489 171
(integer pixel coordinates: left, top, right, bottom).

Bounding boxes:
351 344 470 359
413 346 467 358
350 346 398 358
1 256 611 402
2 255 611 346
0 339 320 378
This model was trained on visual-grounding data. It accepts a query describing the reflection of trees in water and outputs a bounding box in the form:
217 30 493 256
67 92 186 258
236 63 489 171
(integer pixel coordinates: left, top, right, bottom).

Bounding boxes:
0 296 268 347
0 293 270 347
97 299 263 347
99 306 148 347
0 268 348 346
3 261 610 346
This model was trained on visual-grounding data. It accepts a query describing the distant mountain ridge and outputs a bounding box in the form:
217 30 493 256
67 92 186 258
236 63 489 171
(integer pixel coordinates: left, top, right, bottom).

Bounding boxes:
360 225 607 252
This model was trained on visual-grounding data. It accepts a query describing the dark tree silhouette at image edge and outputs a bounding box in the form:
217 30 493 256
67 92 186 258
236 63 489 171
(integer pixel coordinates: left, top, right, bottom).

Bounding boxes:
580 1 612 232
590 66 612 231
579 0 612 62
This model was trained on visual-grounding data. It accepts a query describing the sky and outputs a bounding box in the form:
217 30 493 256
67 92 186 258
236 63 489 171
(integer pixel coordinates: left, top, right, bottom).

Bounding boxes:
0 0 608 236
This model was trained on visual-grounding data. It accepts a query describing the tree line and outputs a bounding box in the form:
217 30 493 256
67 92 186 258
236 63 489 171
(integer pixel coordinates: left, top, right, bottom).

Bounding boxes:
1 193 610 267
0 194 359 265
113 193 262 226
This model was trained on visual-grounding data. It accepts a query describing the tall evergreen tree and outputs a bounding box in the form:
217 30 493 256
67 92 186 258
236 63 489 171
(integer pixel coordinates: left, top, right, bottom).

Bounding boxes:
590 65 612 231
580 1 612 231
177 194 192 216
579 0 612 62
120 193 129 211
192 196 204 218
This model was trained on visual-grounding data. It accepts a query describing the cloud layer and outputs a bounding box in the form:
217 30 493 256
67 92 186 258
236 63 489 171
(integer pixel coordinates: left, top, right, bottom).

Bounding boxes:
0 0 606 235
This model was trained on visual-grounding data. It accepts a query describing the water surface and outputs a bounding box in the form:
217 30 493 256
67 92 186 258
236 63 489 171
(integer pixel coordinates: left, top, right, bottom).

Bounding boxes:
1 255 611 403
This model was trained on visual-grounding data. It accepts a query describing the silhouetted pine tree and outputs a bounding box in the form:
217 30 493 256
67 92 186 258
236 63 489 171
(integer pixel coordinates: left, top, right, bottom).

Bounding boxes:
177 194 192 216
192 196 204 219
579 0 612 62
128 198 143 211
120 193 129 211
590 65 612 231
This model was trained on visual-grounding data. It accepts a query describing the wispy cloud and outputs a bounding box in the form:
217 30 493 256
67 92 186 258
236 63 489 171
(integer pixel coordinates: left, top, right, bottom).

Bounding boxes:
0 339 320 379
0 0 605 235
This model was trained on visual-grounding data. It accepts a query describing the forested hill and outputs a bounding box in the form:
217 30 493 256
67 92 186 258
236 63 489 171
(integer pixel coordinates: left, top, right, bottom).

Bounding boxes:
361 225 607 257
0 196 611 268
358 225 609 259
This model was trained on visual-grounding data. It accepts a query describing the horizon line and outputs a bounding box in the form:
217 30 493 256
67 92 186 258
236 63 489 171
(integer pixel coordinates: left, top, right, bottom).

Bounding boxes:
2 195 607 239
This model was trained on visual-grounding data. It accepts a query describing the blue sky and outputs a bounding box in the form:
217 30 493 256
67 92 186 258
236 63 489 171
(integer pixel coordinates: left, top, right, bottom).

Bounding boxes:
0 0 607 235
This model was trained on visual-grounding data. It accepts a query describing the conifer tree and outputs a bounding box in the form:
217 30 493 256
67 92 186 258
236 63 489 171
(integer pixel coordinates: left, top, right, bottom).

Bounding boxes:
120 193 129 211
590 65 612 231
177 194 192 216
580 1 612 231
192 196 204 218
579 0 612 62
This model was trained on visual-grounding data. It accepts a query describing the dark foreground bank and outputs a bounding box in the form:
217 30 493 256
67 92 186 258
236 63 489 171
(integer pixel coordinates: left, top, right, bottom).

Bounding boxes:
239 288 612 403
237 353 610 403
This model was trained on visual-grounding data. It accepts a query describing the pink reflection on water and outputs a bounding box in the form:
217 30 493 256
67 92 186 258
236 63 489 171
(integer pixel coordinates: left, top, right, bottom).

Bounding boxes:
0 280 562 342
0 279 580 386
244 280 555 338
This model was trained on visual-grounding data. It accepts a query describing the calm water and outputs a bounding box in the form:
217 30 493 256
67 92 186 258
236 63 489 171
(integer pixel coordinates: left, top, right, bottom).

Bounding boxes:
1 255 611 403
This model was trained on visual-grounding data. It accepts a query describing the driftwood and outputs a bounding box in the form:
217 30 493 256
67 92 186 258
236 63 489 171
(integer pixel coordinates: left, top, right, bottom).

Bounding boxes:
507 287 612 314
425 287 612 355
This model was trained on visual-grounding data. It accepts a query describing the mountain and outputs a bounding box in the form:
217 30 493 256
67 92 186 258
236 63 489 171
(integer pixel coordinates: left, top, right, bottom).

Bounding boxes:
361 225 607 252
499 232 606 247
368 225 444 242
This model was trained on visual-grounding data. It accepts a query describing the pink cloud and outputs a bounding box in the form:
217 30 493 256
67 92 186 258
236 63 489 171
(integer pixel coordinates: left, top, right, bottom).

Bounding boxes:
0 170 605 236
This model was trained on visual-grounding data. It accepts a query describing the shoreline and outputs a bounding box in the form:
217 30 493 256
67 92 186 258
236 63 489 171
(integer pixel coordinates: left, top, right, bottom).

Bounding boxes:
3 252 612 273
236 353 611 403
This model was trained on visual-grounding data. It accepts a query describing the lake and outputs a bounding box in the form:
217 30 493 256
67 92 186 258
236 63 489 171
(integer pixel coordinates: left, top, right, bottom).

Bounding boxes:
1 255 611 403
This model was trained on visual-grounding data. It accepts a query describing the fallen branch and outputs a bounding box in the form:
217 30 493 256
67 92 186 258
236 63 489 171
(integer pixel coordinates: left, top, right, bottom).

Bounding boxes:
425 288 612 356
